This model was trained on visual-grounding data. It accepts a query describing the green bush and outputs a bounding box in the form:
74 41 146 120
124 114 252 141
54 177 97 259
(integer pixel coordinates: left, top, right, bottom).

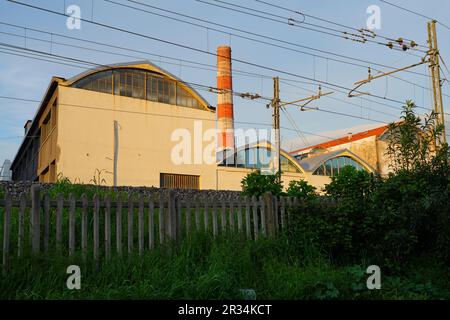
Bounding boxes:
286 180 317 200
289 160 449 271
324 166 378 200
287 102 450 270
241 170 283 197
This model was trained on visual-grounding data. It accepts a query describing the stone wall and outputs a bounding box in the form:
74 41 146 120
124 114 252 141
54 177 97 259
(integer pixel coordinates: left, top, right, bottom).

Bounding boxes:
0 181 241 199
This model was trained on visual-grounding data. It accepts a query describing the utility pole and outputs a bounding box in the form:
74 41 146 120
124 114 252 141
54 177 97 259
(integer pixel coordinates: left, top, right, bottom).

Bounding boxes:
427 20 447 145
271 77 281 180
269 78 333 180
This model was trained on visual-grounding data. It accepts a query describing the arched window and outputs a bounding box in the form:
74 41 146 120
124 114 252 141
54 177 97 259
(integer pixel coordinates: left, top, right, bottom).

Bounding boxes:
313 156 366 176
72 70 113 94
218 147 301 173
71 68 204 109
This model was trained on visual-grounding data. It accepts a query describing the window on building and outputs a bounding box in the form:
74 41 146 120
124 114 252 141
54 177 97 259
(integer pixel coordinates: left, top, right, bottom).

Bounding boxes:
160 173 200 190
51 99 57 128
218 147 301 173
41 111 51 141
72 68 204 109
313 156 367 177
73 70 113 94
176 84 200 109
114 69 145 99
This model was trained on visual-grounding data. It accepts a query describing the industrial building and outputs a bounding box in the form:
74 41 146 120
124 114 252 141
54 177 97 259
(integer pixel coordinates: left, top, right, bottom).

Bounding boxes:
10 46 375 191
290 125 392 177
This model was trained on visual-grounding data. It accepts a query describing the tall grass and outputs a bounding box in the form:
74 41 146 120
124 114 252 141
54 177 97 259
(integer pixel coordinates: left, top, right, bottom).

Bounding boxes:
1 232 448 300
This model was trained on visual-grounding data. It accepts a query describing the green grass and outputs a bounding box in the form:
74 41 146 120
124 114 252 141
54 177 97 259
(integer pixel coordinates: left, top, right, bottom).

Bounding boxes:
1 233 448 300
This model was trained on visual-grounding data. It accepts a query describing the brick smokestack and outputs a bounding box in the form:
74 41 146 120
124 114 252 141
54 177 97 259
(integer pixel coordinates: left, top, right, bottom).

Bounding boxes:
216 45 235 153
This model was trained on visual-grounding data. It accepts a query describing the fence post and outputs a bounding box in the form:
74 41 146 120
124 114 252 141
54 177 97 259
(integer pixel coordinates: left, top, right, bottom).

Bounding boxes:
116 195 123 255
93 194 100 262
158 191 164 245
176 195 182 240
273 196 279 234
280 196 286 231
43 192 50 252
105 195 111 260
229 196 235 233
185 199 191 236
203 195 209 232
167 190 176 241
17 193 26 258
30 184 41 253
69 193 76 256
138 194 144 256
148 198 155 249
212 196 218 237
264 192 275 237
251 196 259 241
245 196 251 239
259 196 266 237
57 193 64 253
195 196 201 231
3 192 11 273
220 196 226 233
237 197 243 233
128 193 134 254
287 197 293 227
80 194 87 257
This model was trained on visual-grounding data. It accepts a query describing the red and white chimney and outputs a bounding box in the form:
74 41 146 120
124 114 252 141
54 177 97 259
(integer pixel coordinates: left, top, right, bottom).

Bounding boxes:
216 45 235 153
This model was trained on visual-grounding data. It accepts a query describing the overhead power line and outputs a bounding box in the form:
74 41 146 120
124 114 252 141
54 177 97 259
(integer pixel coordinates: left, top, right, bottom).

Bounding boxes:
118 0 441 95
195 0 427 53
379 0 450 30
0 21 428 118
110 0 432 80
6 0 436 111
0 20 416 117
0 42 393 125
255 0 428 48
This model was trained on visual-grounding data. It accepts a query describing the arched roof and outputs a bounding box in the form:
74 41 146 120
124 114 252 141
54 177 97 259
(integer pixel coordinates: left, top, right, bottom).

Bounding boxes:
219 140 306 174
62 61 214 112
298 149 375 173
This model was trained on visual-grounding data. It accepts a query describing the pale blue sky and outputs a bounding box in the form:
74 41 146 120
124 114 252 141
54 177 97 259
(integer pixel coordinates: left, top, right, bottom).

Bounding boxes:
1 0 450 166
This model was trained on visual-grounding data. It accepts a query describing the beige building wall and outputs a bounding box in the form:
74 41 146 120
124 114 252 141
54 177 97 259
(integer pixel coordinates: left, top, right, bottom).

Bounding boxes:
302 174 332 193
216 167 307 191
56 86 218 188
38 91 59 183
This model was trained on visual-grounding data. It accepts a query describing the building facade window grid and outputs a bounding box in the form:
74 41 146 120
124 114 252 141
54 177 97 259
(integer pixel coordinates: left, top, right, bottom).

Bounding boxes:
313 156 365 177
72 68 202 109
219 147 301 173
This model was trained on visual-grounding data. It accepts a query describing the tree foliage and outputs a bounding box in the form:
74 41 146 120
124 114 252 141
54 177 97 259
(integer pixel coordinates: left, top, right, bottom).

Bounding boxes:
385 100 449 173
241 170 283 197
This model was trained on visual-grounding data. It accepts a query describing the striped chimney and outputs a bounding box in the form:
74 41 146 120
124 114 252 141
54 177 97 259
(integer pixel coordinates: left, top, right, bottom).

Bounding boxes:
216 45 235 152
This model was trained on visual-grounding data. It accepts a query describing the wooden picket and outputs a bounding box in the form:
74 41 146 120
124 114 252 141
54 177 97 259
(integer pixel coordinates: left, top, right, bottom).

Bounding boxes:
0 185 301 271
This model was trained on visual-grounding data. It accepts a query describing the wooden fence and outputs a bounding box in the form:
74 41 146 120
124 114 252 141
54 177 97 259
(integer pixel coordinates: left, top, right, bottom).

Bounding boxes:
0 185 300 271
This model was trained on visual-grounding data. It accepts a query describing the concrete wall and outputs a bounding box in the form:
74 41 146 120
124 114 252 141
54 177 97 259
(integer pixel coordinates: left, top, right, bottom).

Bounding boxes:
56 86 218 188
216 166 308 191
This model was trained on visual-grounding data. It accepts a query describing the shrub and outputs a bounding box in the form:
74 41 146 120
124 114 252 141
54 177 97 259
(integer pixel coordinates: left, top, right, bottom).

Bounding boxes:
241 170 283 197
324 166 378 200
286 180 317 200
